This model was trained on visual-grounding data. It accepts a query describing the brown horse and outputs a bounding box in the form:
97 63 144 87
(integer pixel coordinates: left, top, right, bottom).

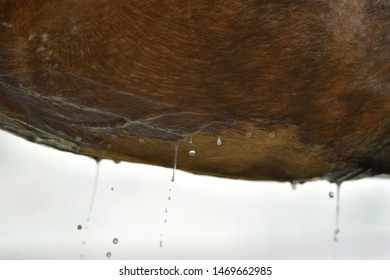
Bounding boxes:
0 0 389 183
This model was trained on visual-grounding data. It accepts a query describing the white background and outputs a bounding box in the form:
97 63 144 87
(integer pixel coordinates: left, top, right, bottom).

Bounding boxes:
0 130 389 259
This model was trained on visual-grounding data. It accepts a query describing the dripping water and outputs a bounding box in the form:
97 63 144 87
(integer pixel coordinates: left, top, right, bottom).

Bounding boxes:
333 183 341 242
171 143 179 182
189 135 193 144
217 135 222 146
291 181 297 190
188 150 196 157
85 158 101 230
161 144 178 248
112 238 119 245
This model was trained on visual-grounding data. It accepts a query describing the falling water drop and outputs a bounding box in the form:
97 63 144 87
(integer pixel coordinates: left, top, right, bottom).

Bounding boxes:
188 150 196 157
160 240 163 248
106 252 112 258
111 187 114 191
112 238 119 245
85 158 101 230
171 143 179 182
164 219 167 223
217 136 222 145
165 208 168 213
168 196 171 200
333 183 341 242
329 192 334 198
77 224 83 230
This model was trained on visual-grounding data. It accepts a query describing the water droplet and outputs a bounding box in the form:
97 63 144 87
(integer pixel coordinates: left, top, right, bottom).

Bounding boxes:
74 136 82 142
138 138 145 144
77 224 82 230
268 132 276 139
164 219 167 223
217 136 222 145
171 143 179 182
246 132 252 138
111 187 114 191
329 191 334 198
160 240 163 248
168 196 171 200
112 238 119 245
106 252 112 258
291 181 297 190
188 150 196 157
165 208 168 213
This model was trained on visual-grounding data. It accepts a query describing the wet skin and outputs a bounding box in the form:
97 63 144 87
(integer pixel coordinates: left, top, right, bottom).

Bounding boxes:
0 0 389 182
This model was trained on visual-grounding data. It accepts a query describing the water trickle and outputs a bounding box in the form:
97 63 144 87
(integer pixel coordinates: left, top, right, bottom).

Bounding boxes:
171 143 179 182
188 150 196 157
106 252 112 258
333 183 341 242
329 192 334 199
85 159 101 230
217 136 222 146
77 224 83 230
112 238 119 245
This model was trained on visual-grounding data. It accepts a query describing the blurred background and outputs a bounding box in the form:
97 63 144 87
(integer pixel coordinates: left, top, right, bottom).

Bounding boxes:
0 129 389 259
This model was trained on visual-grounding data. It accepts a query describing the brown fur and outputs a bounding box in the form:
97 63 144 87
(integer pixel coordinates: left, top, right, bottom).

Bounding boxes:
0 0 389 182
